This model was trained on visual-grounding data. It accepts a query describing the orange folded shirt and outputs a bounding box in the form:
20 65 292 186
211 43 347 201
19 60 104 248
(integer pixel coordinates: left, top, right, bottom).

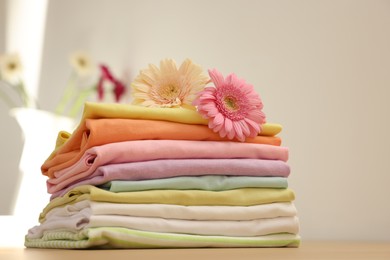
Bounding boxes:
42 118 281 178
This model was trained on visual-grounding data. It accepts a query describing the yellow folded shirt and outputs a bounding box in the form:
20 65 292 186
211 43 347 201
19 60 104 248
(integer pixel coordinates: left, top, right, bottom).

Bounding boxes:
39 185 295 222
81 102 282 136
48 102 282 158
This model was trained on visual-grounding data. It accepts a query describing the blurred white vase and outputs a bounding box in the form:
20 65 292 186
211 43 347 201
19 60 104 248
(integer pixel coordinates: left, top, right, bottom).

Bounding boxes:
10 107 75 229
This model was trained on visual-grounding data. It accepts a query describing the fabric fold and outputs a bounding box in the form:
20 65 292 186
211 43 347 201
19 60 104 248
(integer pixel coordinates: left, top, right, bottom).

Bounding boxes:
28 213 299 239
25 102 301 250
43 118 282 178
49 159 290 198
79 102 282 136
43 200 298 221
101 176 288 192
25 227 300 249
51 139 289 184
41 185 295 221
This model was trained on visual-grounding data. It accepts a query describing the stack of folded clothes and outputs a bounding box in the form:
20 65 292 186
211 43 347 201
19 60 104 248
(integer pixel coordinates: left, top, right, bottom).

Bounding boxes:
25 59 300 249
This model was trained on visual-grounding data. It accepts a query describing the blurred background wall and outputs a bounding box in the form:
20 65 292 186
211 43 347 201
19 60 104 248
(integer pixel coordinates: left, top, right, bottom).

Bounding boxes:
1 0 389 241
0 0 23 215
0 0 4 52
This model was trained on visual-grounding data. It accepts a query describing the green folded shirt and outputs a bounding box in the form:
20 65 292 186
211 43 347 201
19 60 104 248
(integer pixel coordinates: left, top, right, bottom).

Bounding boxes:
100 176 288 192
25 227 300 249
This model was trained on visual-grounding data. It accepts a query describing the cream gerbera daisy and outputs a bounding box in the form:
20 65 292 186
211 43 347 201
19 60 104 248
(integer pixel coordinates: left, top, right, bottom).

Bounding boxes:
0 53 23 83
131 58 209 108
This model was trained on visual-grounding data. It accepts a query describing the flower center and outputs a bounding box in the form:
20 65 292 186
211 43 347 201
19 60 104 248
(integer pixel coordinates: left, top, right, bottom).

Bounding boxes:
7 62 16 71
224 96 238 111
215 88 248 121
77 58 86 67
158 84 181 102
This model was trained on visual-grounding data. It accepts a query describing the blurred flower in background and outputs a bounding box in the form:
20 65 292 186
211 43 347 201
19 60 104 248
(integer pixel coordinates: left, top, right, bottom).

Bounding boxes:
0 53 23 83
69 51 94 77
1 51 128 118
55 51 98 118
55 51 128 118
97 64 126 102
0 53 37 108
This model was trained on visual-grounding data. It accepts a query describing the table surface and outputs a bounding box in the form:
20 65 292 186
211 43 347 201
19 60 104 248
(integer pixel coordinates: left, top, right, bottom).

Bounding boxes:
1 241 389 260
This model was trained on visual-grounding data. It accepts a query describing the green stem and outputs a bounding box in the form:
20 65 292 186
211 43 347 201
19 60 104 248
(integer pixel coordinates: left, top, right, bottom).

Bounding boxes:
55 74 77 116
20 81 40 108
15 81 32 107
1 79 39 108
69 85 96 118
0 86 18 107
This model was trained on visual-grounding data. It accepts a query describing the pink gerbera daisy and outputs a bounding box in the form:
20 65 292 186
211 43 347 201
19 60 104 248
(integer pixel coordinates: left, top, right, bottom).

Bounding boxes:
194 68 266 142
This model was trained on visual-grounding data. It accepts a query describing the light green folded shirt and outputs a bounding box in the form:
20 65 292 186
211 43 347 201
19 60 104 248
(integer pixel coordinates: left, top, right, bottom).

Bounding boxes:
40 185 295 222
25 227 300 249
100 176 288 192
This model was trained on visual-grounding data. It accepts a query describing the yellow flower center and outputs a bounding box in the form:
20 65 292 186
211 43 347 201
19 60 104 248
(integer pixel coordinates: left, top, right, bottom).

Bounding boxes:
7 62 16 71
224 96 238 111
77 58 86 67
159 84 180 100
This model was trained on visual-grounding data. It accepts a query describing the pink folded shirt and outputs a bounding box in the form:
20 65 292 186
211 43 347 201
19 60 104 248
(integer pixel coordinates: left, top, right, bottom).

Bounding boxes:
50 158 290 199
49 140 289 186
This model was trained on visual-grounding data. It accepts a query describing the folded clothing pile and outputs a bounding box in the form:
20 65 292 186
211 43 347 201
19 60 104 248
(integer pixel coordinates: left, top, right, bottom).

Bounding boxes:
25 61 300 249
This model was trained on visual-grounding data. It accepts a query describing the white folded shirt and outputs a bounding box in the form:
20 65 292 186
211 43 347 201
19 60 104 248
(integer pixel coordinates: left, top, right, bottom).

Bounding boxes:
29 201 299 239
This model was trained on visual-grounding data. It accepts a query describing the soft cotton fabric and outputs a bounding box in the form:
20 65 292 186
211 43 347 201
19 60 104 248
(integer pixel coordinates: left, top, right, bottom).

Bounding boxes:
25 102 300 249
50 159 290 198
101 176 288 192
79 102 282 137
48 102 281 164
89 215 301 237
28 213 299 239
41 185 295 221
51 139 289 184
44 200 298 221
25 227 300 249
43 118 282 178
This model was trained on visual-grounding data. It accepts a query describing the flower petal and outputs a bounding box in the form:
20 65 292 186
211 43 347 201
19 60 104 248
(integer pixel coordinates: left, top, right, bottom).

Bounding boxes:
132 58 208 108
214 113 224 125
208 68 225 88
244 118 261 137
219 126 227 138
213 122 224 133
207 107 220 117
238 120 251 137
132 82 150 93
97 77 104 101
227 124 236 140
133 92 150 99
208 119 216 129
140 100 157 107
113 80 126 102
233 121 244 141
224 117 233 133
160 59 177 75
199 92 216 101
140 70 159 86
201 102 218 113
225 73 237 86
247 109 266 124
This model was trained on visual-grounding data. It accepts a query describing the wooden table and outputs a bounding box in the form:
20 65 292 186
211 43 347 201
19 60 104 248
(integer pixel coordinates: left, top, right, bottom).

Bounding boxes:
1 242 389 260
